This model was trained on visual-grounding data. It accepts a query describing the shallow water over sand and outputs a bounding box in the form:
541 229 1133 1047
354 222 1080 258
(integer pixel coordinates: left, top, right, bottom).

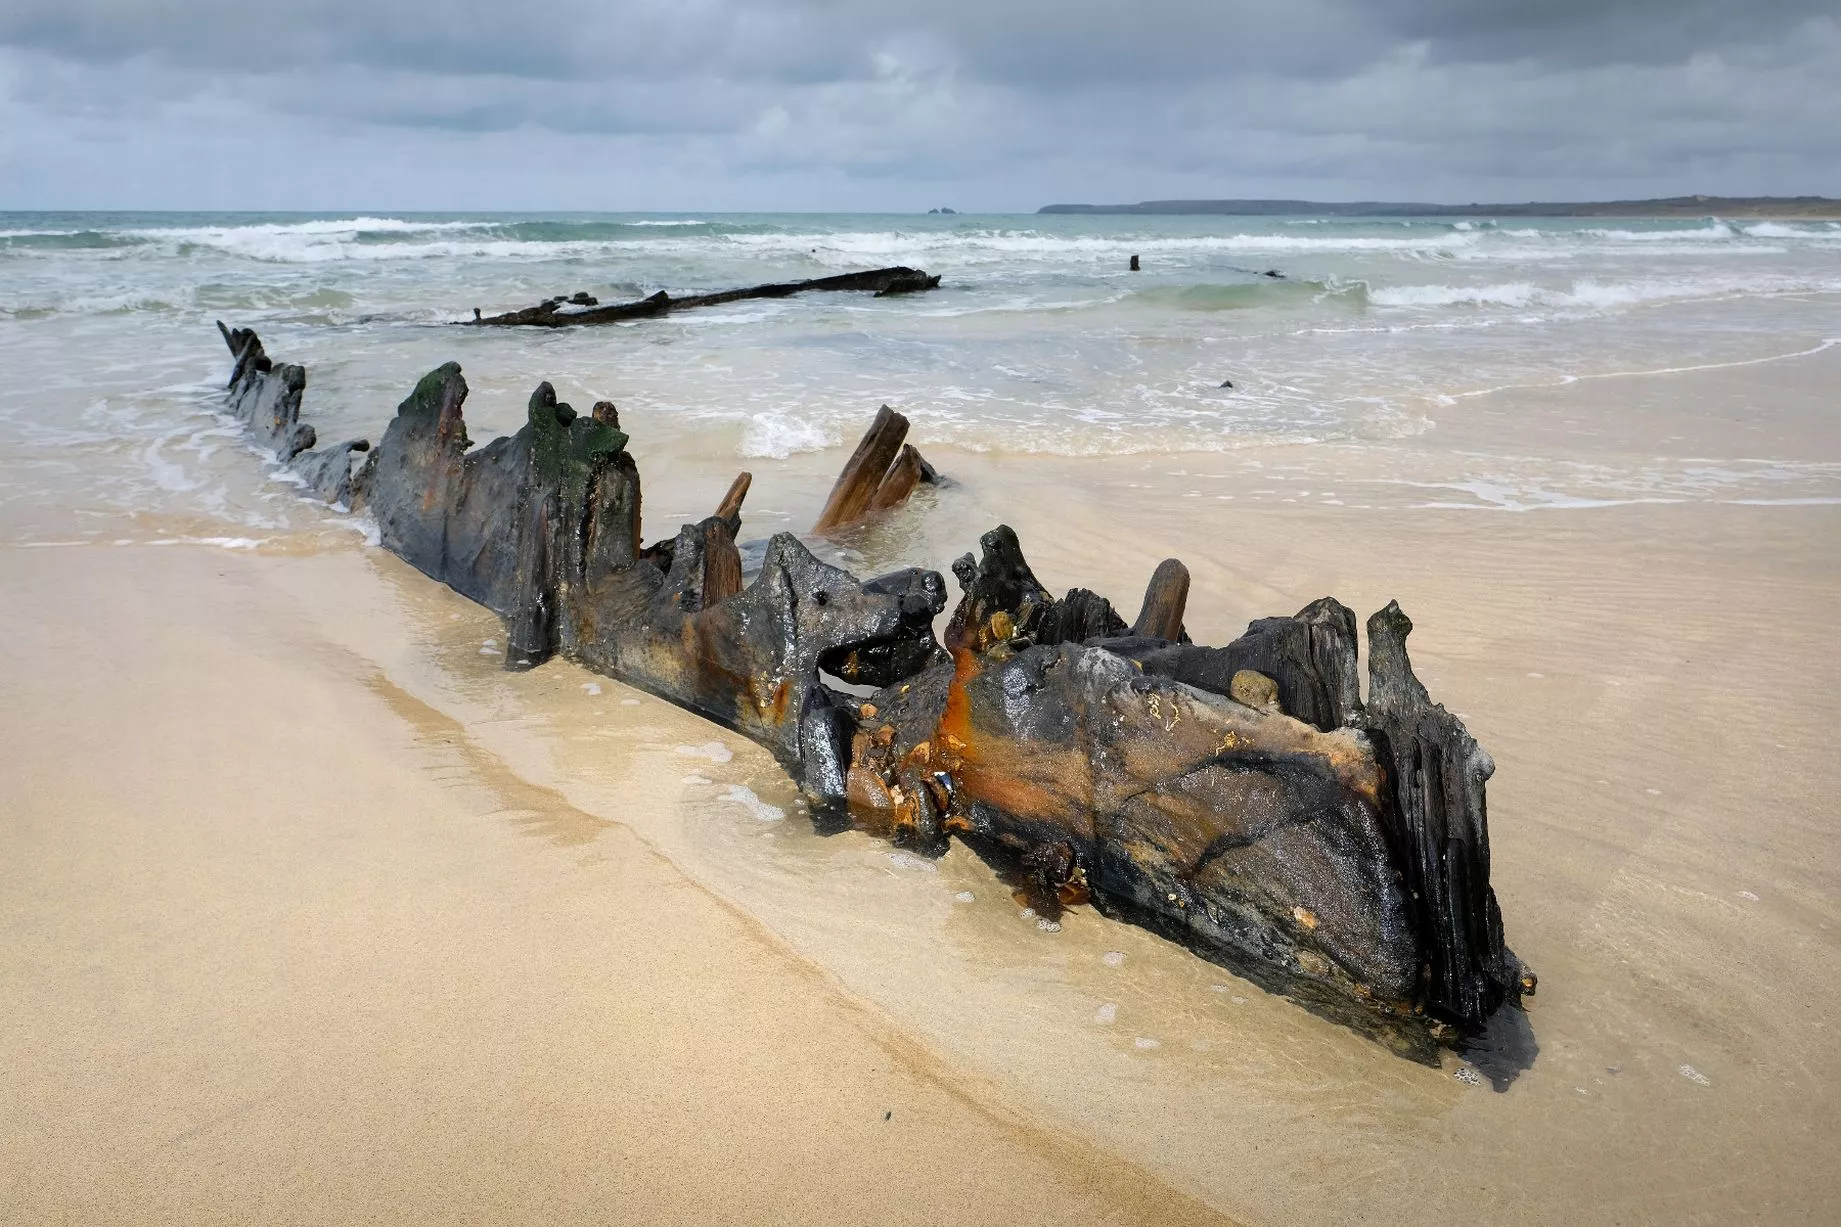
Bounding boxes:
239 438 1841 1222
4 212 1840 1222
3 210 1840 552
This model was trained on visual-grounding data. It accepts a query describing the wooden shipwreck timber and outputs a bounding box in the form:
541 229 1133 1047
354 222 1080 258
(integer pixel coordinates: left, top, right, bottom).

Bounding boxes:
464 266 942 327
216 321 1534 1061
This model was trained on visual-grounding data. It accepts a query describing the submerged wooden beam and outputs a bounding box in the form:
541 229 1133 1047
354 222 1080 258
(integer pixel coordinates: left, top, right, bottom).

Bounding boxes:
465 267 942 328
214 322 1534 1064
812 407 941 534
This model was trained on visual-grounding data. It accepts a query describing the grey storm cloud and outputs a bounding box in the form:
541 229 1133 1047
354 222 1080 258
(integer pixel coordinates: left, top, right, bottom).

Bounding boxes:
0 0 1836 209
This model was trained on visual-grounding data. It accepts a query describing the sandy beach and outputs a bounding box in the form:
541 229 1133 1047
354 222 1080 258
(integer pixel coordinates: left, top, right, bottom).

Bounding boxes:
4 209 1840 1224
6 348 1839 1224
0 543 1231 1226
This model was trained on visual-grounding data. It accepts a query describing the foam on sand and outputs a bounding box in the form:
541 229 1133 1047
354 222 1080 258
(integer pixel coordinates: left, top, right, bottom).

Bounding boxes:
720 784 784 822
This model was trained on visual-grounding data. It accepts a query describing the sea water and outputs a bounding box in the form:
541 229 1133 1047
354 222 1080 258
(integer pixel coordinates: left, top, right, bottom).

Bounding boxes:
2 210 1839 548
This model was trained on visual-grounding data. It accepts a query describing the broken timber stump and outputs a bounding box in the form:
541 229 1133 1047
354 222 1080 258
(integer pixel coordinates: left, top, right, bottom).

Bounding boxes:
465 267 941 328
1130 558 1190 640
213 323 1535 1065
812 406 941 534
715 472 752 529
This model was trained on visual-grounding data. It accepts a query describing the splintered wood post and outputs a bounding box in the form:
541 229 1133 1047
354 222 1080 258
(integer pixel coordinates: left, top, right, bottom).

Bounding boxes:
868 444 929 513
715 471 752 532
812 406 910 533
700 517 744 607
1131 558 1191 640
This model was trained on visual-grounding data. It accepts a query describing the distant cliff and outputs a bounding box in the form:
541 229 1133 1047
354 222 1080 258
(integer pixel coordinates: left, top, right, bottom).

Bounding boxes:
1038 196 1841 219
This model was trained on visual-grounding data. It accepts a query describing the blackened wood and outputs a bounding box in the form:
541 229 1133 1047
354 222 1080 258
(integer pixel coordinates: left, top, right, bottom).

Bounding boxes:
1361 601 1528 1029
467 267 939 328
1034 588 1127 646
873 272 942 296
506 488 560 671
944 525 1055 653
289 439 369 507
1102 597 1362 732
818 568 950 687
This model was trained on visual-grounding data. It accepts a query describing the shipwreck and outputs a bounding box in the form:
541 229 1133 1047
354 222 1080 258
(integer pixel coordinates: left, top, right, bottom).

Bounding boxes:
216 319 1534 1063
464 267 942 327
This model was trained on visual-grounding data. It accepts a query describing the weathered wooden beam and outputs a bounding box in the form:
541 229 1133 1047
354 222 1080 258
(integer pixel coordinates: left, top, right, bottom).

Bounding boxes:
698 517 745 607
715 471 752 533
465 267 940 328
862 527 1533 1050
1130 558 1190 640
1102 597 1361 732
813 412 944 535
813 406 908 533
213 323 1533 1063
215 319 370 501
868 444 932 513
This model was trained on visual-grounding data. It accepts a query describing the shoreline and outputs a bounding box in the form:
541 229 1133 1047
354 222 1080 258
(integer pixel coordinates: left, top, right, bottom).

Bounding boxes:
5 484 1837 1221
3 320 1839 1221
0 542 1233 1226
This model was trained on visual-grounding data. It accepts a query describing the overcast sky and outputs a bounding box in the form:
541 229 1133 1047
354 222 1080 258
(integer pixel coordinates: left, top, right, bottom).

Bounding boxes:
2 0 1836 211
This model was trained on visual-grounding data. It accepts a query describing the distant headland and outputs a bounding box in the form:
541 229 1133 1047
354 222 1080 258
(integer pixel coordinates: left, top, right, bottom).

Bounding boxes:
1038 195 1841 219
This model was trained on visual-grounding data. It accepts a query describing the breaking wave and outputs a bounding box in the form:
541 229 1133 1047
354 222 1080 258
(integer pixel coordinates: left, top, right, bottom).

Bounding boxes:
1130 277 1364 311
1581 222 1736 242
1367 273 1841 313
5 212 1836 272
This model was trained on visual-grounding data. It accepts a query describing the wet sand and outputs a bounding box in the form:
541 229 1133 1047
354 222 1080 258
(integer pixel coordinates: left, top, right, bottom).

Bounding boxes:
4 355 1839 1224
0 546 1227 1226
